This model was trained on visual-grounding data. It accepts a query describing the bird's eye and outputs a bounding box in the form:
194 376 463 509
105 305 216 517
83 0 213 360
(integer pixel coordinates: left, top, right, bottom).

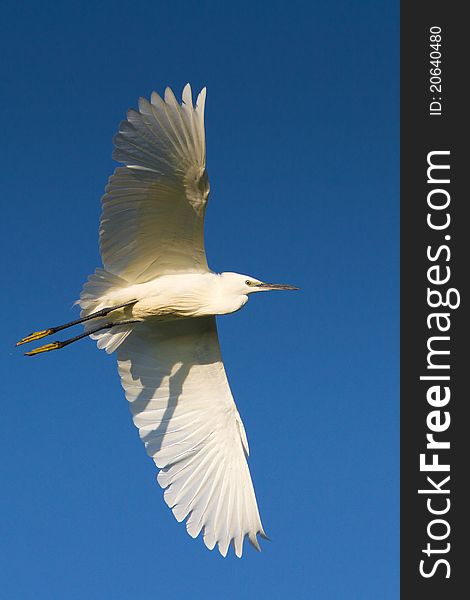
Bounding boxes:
245 280 252 286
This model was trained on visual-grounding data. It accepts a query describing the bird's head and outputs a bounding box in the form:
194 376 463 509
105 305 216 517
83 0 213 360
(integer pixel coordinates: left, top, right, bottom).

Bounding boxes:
220 272 299 295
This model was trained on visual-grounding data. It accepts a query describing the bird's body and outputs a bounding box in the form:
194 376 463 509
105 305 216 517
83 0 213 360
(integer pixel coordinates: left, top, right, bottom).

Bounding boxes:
83 272 250 324
18 84 297 558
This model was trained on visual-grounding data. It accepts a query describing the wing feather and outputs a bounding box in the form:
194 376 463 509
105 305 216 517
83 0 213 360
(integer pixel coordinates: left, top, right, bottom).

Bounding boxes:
100 84 209 283
117 317 266 557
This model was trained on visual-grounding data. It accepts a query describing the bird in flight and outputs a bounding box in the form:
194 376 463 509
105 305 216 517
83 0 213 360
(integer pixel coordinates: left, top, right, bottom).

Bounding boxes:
17 84 297 557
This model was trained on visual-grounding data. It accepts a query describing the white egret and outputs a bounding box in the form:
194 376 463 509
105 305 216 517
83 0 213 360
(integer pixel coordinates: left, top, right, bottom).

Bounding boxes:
17 84 297 557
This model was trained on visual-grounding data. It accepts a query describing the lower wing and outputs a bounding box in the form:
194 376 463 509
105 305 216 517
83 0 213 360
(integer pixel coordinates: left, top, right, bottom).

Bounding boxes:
117 316 266 557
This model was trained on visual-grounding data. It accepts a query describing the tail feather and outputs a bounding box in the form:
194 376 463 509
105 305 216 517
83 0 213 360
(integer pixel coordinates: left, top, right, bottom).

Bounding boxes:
79 268 128 313
79 268 134 354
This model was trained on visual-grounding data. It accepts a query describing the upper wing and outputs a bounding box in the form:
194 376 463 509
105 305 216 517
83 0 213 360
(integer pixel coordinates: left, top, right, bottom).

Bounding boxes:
117 317 266 557
100 84 210 283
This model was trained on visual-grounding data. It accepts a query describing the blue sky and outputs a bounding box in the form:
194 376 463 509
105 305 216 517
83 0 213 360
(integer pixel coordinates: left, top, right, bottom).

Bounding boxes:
1 1 398 598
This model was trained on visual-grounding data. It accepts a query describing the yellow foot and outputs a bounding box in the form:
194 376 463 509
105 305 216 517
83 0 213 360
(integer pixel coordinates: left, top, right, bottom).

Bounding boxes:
16 329 53 346
25 341 63 356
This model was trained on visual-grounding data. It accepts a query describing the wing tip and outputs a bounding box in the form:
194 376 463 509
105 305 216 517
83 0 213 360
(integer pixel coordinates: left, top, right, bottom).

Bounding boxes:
182 83 193 108
199 528 267 558
196 87 207 117
164 85 177 105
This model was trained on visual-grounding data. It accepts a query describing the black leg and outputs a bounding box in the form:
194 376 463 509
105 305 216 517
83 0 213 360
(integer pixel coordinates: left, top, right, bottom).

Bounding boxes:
17 300 137 346
24 319 138 356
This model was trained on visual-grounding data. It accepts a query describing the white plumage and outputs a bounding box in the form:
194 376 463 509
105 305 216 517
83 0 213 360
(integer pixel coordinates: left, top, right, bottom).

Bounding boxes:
101 85 209 282
19 84 297 557
118 317 264 558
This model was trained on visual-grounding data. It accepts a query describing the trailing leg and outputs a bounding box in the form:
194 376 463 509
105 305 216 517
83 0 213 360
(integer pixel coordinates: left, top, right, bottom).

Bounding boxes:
24 320 138 356
16 300 137 347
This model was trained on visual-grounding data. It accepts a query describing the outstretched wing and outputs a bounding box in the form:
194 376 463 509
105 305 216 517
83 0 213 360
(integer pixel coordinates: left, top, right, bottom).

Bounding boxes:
117 317 266 557
100 84 210 283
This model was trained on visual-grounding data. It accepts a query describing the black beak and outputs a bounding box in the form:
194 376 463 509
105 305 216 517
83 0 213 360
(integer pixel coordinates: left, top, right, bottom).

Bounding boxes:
256 283 299 290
